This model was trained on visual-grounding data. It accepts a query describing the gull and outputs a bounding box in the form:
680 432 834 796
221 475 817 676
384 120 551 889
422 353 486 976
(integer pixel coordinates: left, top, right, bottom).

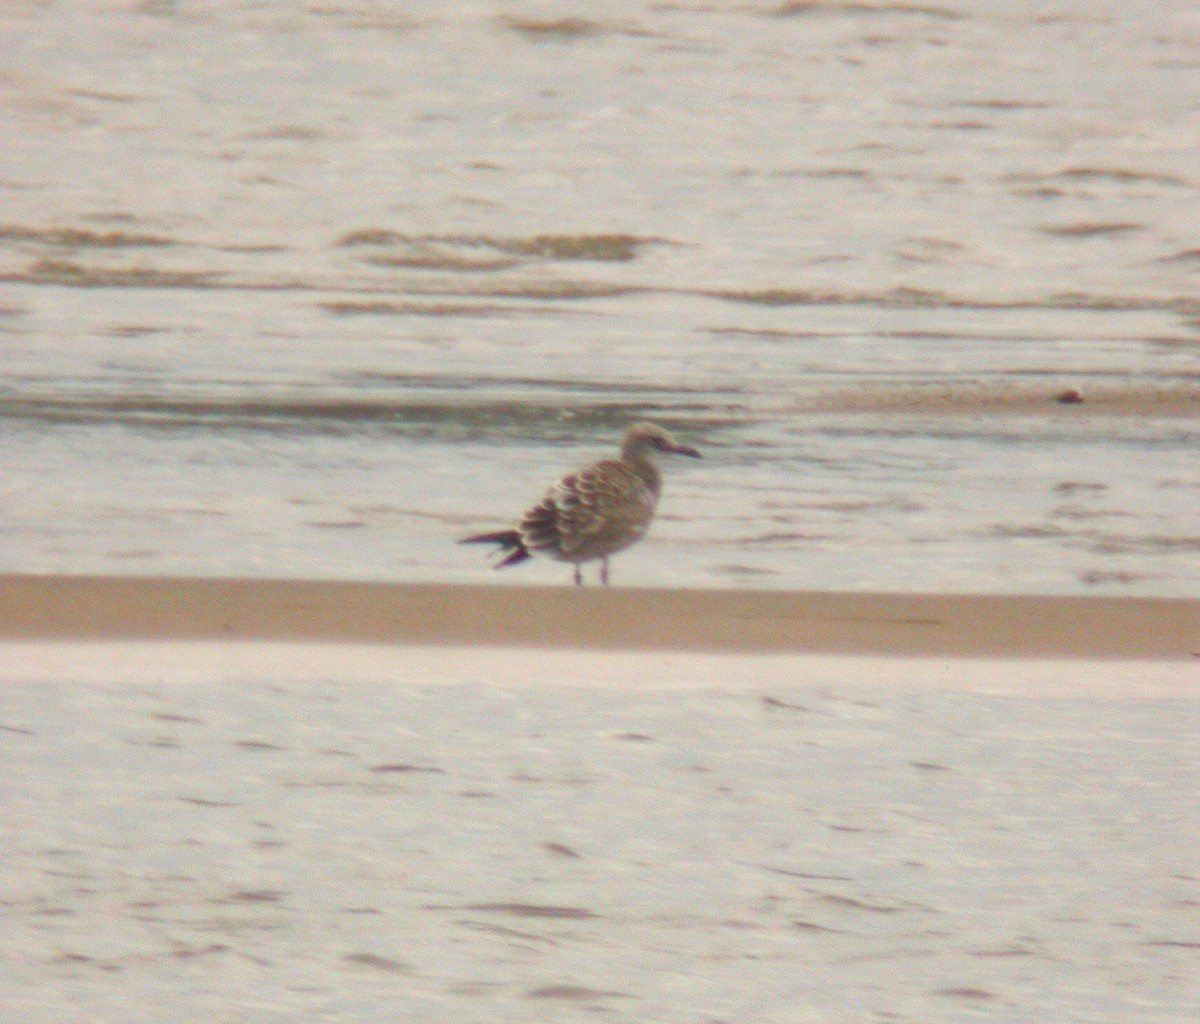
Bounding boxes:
461 422 701 585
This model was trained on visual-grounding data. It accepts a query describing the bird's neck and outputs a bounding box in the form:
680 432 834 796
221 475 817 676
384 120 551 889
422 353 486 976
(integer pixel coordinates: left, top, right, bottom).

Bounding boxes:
622 446 662 495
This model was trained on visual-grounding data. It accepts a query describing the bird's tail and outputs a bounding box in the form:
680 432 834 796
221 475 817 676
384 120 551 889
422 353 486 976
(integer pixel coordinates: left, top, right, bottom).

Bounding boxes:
459 529 531 568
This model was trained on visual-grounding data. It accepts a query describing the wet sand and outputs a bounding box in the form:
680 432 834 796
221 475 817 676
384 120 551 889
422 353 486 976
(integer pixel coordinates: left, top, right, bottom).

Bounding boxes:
804 379 1200 418
4 577 1199 1022
2 573 1198 658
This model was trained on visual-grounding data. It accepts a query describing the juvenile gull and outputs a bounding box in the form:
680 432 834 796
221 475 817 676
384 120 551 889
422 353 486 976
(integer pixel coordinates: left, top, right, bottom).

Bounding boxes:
461 422 701 586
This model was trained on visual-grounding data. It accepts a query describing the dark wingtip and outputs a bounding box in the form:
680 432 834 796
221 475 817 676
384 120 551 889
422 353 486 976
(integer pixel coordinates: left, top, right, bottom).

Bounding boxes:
461 529 530 570
495 547 532 568
460 530 521 546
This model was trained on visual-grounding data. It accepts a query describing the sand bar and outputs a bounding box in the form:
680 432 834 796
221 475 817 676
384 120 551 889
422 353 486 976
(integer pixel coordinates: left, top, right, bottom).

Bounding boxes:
1 573 1197 658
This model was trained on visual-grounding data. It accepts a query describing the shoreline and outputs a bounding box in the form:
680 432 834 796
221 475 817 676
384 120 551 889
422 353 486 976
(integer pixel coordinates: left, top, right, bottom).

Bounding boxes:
1 574 1196 659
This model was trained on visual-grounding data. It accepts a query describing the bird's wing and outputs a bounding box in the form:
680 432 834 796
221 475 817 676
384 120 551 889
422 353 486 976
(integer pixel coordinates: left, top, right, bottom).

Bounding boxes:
550 460 656 554
517 459 657 557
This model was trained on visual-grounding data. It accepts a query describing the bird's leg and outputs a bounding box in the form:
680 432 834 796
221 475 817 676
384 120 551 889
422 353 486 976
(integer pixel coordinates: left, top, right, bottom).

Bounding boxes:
600 558 609 586
574 565 582 586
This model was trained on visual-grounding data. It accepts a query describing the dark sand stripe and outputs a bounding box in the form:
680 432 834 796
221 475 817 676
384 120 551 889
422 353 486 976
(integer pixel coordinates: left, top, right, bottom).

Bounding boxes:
1 575 1196 658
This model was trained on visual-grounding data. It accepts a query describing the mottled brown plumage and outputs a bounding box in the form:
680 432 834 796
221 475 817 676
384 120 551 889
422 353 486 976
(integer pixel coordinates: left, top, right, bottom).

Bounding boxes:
461 422 700 585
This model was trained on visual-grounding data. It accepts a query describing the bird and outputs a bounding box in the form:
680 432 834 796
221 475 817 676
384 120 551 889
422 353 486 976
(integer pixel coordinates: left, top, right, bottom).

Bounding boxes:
460 422 701 586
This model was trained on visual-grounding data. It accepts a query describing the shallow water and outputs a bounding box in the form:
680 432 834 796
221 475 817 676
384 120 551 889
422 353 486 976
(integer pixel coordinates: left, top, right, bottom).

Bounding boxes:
1 1 1197 592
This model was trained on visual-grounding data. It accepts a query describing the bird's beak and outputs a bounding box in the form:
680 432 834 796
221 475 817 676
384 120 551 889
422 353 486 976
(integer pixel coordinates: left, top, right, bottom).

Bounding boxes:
671 443 701 459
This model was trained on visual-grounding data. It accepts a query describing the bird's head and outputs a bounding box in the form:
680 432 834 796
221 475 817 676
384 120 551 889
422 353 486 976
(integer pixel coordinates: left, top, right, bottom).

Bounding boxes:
622 422 701 461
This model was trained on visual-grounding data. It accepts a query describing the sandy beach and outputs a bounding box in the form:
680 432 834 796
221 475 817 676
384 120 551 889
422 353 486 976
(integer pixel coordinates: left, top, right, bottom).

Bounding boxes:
3 575 1199 1023
5 1 1199 1017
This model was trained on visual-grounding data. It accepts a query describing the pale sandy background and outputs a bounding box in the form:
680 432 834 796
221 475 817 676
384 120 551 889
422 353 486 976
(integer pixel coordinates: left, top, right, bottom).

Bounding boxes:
3 1 1199 1017
3 641 1199 1023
